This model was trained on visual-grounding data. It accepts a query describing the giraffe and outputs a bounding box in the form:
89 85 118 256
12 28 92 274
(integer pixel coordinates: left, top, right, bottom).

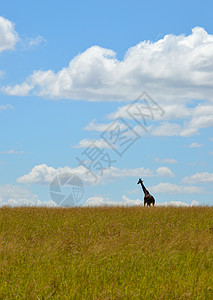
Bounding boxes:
137 178 155 207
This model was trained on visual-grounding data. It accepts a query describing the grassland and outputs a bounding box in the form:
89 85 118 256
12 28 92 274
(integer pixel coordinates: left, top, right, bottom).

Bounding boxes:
0 206 212 299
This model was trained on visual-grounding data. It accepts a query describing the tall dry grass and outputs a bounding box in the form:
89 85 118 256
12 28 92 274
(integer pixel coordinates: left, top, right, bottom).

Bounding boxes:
0 206 212 299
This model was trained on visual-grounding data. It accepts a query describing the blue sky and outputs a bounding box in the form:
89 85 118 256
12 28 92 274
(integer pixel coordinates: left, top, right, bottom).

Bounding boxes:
0 0 213 207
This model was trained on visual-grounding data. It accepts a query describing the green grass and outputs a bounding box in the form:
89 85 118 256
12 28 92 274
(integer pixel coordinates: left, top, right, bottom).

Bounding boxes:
0 206 212 299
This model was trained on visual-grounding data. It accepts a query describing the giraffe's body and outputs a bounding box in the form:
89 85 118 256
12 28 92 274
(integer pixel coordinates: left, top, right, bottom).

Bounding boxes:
137 179 155 206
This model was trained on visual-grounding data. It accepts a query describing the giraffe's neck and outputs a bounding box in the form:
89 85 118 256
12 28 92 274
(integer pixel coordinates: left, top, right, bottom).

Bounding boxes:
141 182 150 196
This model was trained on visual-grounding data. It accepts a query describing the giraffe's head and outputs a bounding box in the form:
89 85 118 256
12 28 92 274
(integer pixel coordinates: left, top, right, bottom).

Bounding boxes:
137 178 143 184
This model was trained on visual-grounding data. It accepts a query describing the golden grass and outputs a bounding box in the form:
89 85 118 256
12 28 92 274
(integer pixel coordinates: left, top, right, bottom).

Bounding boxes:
0 206 212 299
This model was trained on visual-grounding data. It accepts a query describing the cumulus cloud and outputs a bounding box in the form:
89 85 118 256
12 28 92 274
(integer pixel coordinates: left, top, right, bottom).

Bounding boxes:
151 122 195 137
156 200 200 207
151 122 182 136
83 196 118 207
187 104 213 130
83 194 201 207
108 99 213 137
0 198 57 207
156 167 175 177
80 97 213 140
16 164 155 186
16 164 92 185
3 26 213 137
2 82 33 96
108 103 190 121
84 119 127 132
0 184 56 207
0 16 19 53
73 124 147 148
72 138 115 149
0 16 45 55
2 27 213 103
188 115 213 129
83 194 143 207
149 182 204 194
16 162 179 187
102 166 154 181
182 172 213 183
107 97 213 137
121 194 144 206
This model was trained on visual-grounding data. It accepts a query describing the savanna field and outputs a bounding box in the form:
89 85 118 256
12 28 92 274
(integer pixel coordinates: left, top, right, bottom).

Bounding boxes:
0 206 212 299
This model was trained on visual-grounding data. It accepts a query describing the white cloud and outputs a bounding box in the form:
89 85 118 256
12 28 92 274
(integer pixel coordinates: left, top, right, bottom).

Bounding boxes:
102 166 154 181
83 196 117 206
16 163 180 188
74 124 147 149
0 16 19 53
147 118 211 137
156 167 175 177
151 122 182 136
187 116 213 130
16 163 155 186
108 103 190 121
193 104 213 117
1 198 57 207
0 184 36 200
182 172 213 183
191 200 200 206
84 120 111 132
107 99 213 137
0 104 13 112
0 184 56 207
188 142 203 148
179 127 199 137
72 138 115 149
155 157 178 164
121 194 143 206
179 104 213 135
84 119 126 132
2 27 213 103
157 201 188 207
83 194 143 207
156 200 200 207
138 102 213 137
0 16 45 58
149 182 204 194
106 96 213 137
16 164 95 185
130 124 150 136
83 194 201 207
2 82 33 96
